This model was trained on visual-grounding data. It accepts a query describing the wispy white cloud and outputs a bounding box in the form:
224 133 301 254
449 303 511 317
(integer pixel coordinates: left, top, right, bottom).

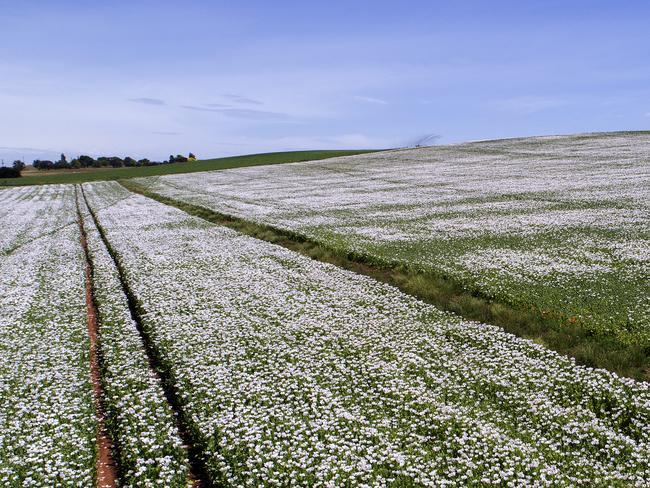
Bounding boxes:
354 95 389 105
0 145 71 162
251 133 394 151
0 145 59 154
318 133 389 147
489 96 567 113
180 105 293 121
222 94 264 105
129 97 166 106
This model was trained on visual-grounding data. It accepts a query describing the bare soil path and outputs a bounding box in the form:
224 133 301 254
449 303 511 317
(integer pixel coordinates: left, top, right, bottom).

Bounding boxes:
80 227 118 487
78 185 209 487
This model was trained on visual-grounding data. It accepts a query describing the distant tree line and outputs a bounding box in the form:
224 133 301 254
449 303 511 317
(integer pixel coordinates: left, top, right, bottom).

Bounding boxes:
1 152 198 178
31 152 197 171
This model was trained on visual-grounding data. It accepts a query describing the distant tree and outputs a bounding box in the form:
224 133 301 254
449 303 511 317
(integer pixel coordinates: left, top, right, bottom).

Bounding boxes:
123 157 137 167
166 154 187 164
13 160 25 172
188 152 196 161
138 158 151 166
78 155 96 168
0 167 21 178
34 160 54 170
107 157 124 168
55 153 69 169
70 158 82 169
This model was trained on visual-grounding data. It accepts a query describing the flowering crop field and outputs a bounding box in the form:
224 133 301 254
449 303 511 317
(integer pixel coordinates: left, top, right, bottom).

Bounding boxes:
135 132 650 348
0 184 193 486
83 180 650 486
77 195 190 486
0 185 96 485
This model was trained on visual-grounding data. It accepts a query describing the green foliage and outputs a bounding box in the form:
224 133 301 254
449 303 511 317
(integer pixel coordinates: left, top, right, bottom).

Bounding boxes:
56 153 68 169
123 156 137 167
169 154 188 163
0 167 21 178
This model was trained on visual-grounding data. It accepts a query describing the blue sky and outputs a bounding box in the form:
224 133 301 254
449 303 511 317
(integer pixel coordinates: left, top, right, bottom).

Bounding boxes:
1 1 649 163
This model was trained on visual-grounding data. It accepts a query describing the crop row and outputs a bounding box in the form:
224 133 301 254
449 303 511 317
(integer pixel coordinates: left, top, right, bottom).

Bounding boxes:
77 189 190 486
0 185 96 485
84 181 650 487
0 183 194 486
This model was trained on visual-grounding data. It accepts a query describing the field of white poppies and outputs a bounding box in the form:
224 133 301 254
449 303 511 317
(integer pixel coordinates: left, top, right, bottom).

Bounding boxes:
79 180 649 486
1 132 649 486
0 185 96 485
78 194 189 486
135 132 650 351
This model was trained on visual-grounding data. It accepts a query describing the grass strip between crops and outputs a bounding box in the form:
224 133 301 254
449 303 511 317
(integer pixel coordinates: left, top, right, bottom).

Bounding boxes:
80 185 213 488
121 179 649 382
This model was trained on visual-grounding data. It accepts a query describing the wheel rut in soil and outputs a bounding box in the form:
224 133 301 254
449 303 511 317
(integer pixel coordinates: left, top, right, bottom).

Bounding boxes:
77 185 211 487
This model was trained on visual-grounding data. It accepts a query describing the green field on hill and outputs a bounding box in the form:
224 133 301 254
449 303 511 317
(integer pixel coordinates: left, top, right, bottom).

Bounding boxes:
0 150 377 187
